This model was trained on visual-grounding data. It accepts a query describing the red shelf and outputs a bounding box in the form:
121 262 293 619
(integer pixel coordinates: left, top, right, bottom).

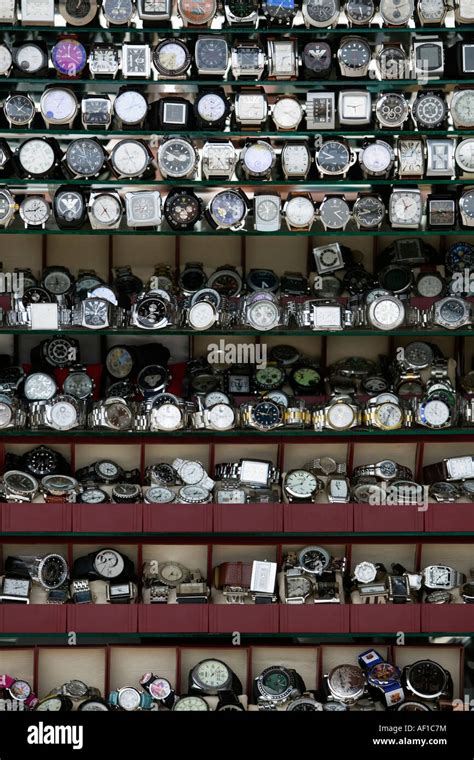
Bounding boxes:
280 604 350 633
213 503 283 533
1 503 72 533
142 503 213 533
138 605 208 633
353 505 425 533
351 605 421 633
0 605 67 633
72 504 143 533
67 606 138 633
421 606 474 633
283 503 353 533
209 604 279 633
424 503 474 533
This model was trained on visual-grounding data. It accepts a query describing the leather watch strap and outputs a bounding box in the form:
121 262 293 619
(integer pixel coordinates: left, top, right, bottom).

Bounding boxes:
423 460 448 484
214 562 253 590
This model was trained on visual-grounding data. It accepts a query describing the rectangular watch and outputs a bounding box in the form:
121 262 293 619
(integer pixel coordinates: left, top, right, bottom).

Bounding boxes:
254 193 281 232
426 138 455 177
306 92 335 130
266 38 298 80
21 0 54 23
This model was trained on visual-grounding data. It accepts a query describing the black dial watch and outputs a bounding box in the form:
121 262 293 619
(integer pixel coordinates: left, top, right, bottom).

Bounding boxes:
411 91 448 130
53 186 87 230
14 445 71 477
302 41 333 79
164 188 204 231
152 96 194 130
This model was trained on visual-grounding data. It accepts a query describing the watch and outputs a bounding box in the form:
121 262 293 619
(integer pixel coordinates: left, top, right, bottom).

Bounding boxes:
178 0 217 25
271 96 304 131
455 0 474 21
345 0 375 24
65 137 106 179
353 194 385 230
194 88 231 129
206 189 248 230
201 140 237 180
51 37 88 79
20 0 54 23
152 39 192 79
0 0 16 21
306 92 335 130
389 189 423 229
231 42 266 80
412 37 444 80
457 41 474 78
337 36 372 77
280 142 311 179
0 187 16 229
359 140 395 178
195 36 229 76
110 139 153 179
53 186 87 230
0 44 12 76
87 192 123 230
455 138 474 176
459 187 474 227
412 91 447 130
318 196 351 231
137 0 172 20
157 137 198 180
16 137 61 179
423 455 474 483
59 0 98 23
88 44 120 79
224 0 259 24
254 194 281 232
12 42 48 76
113 89 148 128
125 190 162 229
380 0 414 24
451 90 474 130
398 138 425 179
102 0 135 24
3 93 36 127
302 0 340 27
315 138 355 178
81 95 112 129
240 141 276 180
376 43 409 80
19 196 50 229
426 194 456 230
301 41 333 79
234 87 268 128
313 395 362 431
267 38 298 79
254 667 305 708
283 192 315 232
338 90 372 125
375 92 410 129
121 43 151 78
417 0 447 23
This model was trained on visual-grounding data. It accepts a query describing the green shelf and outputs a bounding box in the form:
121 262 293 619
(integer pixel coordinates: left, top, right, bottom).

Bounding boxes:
0 176 472 187
0 23 468 33
0 226 472 237
1 327 473 337
1 428 473 438
0 130 469 139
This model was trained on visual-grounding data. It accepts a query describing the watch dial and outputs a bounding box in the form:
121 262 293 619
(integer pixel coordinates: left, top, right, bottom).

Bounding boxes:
242 142 274 175
91 194 122 225
286 196 314 227
272 97 302 129
461 190 474 222
345 0 374 20
136 296 167 326
118 688 141 711
0 190 13 222
378 47 406 79
247 299 279 329
327 401 355 428
292 366 320 389
317 141 350 174
15 44 45 73
112 140 149 178
419 0 445 17
51 39 87 76
380 0 413 23
0 45 12 74
303 43 332 73
354 195 385 229
400 140 424 174
305 0 339 22
173 696 208 711
197 92 226 123
195 660 230 689
103 0 134 22
20 197 50 225
390 192 422 225
196 39 228 70
452 92 474 126
63 0 95 20
106 346 134 378
251 400 282 428
5 94 35 125
124 45 149 73
90 46 119 73
114 91 148 124
55 191 84 222
166 192 201 227
413 94 446 126
281 144 310 175
256 197 279 222
408 661 446 697
179 0 216 24
19 139 55 176
43 269 71 295
339 38 371 70
66 139 105 177
94 549 125 578
377 94 408 126
362 142 392 173
320 197 351 229
456 139 474 173
210 191 246 227
154 41 189 75
254 365 285 389
285 469 318 496
158 139 196 178
261 668 291 696
83 99 111 126
24 372 57 400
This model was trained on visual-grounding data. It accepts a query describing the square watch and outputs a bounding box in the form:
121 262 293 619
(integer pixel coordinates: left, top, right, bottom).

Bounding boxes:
125 191 162 228
338 90 372 126
21 0 54 24
306 92 335 130
427 196 456 229
122 44 151 78
412 39 444 80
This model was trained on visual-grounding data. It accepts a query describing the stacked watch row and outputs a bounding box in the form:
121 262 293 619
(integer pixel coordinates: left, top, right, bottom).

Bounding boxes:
0 650 459 713
4 185 474 231
2 542 474 607
0 34 470 80
4 87 474 133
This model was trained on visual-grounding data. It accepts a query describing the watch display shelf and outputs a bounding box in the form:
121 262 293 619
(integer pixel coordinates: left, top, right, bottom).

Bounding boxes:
420 542 474 633
0 22 471 32
0 643 465 710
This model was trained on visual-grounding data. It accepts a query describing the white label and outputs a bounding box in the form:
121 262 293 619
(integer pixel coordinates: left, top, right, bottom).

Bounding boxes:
240 459 269 486
448 456 474 480
30 303 58 330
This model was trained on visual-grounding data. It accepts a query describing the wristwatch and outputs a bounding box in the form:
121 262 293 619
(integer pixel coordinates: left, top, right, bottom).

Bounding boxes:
313 395 362 431
337 36 372 77
234 87 268 129
296 299 354 331
281 142 311 179
266 38 298 79
283 192 315 232
224 0 259 24
195 36 229 77
194 88 231 130
254 194 281 232
231 42 266 80
201 141 237 180
88 192 123 230
375 42 409 79
88 44 120 78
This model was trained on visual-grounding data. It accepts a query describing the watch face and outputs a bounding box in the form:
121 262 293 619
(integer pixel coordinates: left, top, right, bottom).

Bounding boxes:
179 484 209 502
103 0 134 21
272 98 303 130
354 195 385 229
173 696 208 711
355 561 377 582
194 660 230 690
197 92 227 123
452 91 474 127
361 142 393 174
285 469 318 497
413 94 446 127
82 98 111 126
114 90 148 125
117 688 140 711
36 697 63 711
376 94 408 126
81 487 108 503
456 139 474 173
419 0 445 17
38 554 68 589
179 0 216 23
210 191 246 228
208 403 235 429
112 140 149 178
91 194 122 226
390 192 422 226
43 269 72 295
62 0 96 22
256 197 280 223
153 40 189 75
286 196 314 227
421 398 450 427
94 549 125 579
292 366 320 389
52 39 87 76
461 190 474 223
196 38 228 70
247 298 279 329
90 45 119 73
5 94 35 125
84 298 110 328
302 42 332 73
4 470 37 494
135 296 167 327
140 0 170 13
158 139 196 178
55 191 84 223
320 197 351 229
380 0 413 23
123 45 149 74
254 366 285 389
414 42 443 73
327 401 355 429
165 192 201 228
66 139 105 177
299 545 330 573
429 199 455 227
24 372 57 401
106 346 134 378
236 92 266 121
251 400 283 428
378 47 406 79
15 43 45 73
305 0 339 22
242 142 275 175
328 665 365 700
146 486 175 503
19 139 55 176
234 46 262 72
0 190 13 223
127 191 160 225
399 139 424 174
286 574 313 598
339 38 371 71
408 661 446 698
20 197 50 226
317 141 351 175
340 93 370 122
345 0 374 21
